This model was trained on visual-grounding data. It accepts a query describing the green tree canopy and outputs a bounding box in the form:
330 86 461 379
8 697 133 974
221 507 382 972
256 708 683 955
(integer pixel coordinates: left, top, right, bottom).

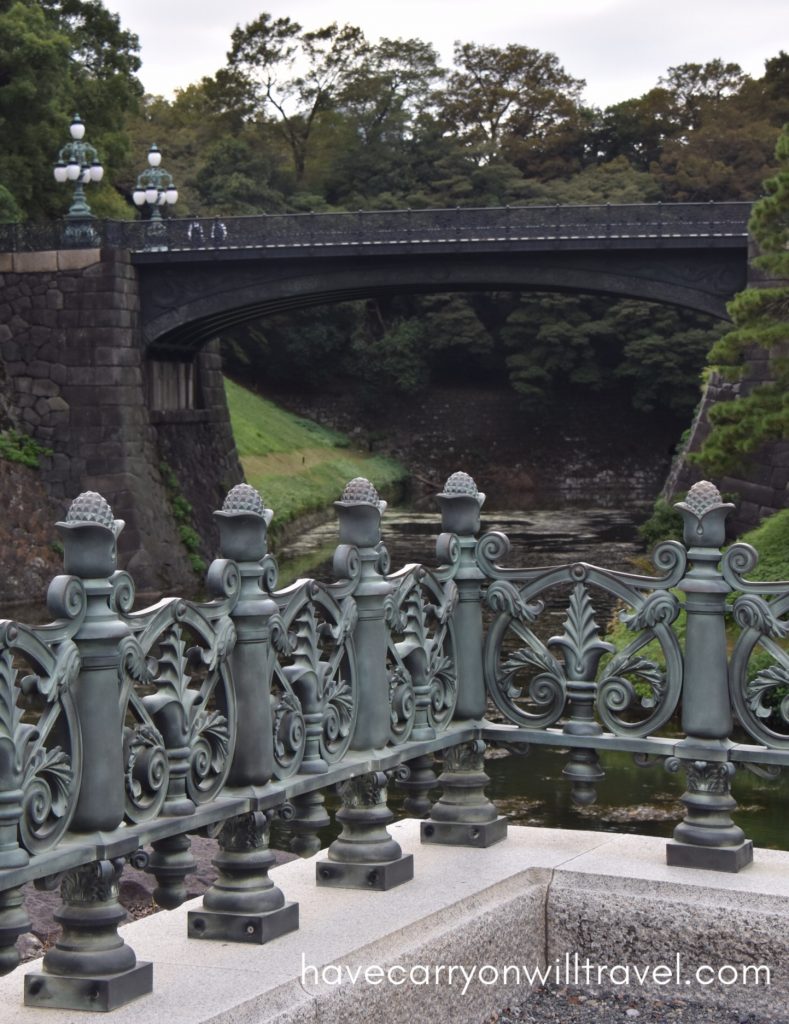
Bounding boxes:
226 13 368 183
439 41 585 165
0 0 141 219
691 122 789 474
658 60 748 132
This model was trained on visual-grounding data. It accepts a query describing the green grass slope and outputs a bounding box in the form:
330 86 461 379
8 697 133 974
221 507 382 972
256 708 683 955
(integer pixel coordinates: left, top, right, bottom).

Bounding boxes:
225 378 406 529
741 508 789 581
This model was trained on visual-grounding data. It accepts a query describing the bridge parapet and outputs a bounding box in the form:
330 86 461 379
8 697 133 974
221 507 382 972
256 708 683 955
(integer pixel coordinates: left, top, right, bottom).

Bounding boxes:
0 472 787 1010
1 202 751 256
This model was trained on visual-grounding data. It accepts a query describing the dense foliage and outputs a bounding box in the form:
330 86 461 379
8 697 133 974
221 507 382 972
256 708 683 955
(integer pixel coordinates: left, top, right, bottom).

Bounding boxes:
1 4 787 422
691 123 789 474
0 0 142 220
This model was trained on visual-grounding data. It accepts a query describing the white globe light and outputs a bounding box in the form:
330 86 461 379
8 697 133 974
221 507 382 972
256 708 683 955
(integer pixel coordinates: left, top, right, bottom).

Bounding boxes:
81 167 91 184
148 145 162 168
145 186 159 204
53 162 68 183
165 186 178 205
133 188 146 206
70 115 85 141
90 160 104 182
66 159 81 181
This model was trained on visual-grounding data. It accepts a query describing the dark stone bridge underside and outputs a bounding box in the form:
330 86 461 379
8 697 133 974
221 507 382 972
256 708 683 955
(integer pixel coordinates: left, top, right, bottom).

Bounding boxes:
138 241 747 355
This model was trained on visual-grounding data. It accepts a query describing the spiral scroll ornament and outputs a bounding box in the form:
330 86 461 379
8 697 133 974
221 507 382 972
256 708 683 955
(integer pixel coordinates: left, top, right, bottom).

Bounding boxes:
271 583 358 777
484 599 566 729
272 691 306 777
386 568 458 741
484 562 682 734
0 628 82 856
723 563 789 747
120 602 238 813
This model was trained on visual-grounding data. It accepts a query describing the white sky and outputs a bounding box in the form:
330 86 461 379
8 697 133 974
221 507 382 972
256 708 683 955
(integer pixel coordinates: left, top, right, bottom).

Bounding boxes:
104 0 785 109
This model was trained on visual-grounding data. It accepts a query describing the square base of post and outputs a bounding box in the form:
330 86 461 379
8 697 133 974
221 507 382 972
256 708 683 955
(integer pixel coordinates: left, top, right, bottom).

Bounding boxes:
187 901 299 944
316 854 414 891
421 817 508 848
666 839 753 873
24 961 153 1012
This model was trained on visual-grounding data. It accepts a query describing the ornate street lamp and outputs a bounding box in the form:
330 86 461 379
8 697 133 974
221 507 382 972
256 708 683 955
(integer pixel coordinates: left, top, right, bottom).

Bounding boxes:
132 145 178 249
53 114 104 247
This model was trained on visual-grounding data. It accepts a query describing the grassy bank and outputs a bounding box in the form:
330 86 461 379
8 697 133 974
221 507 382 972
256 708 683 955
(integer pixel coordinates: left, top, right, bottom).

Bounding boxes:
607 507 789 681
225 378 407 533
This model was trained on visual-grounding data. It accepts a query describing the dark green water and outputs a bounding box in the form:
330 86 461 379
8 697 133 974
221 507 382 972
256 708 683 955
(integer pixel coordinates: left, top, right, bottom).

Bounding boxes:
484 746 789 851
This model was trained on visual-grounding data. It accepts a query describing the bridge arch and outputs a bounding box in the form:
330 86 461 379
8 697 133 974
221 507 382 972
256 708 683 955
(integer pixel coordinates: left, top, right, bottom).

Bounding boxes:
128 202 750 355
139 247 747 356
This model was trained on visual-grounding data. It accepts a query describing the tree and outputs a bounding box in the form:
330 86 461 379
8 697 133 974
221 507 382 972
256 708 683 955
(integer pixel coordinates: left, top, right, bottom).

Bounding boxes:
497 291 719 416
439 41 584 166
337 37 444 146
0 184 23 222
0 0 141 219
500 294 600 404
691 123 789 474
120 81 290 215
324 37 446 205
592 88 678 170
0 1 70 218
226 13 367 183
654 57 788 201
222 302 363 389
612 303 722 414
659 60 747 133
526 155 661 205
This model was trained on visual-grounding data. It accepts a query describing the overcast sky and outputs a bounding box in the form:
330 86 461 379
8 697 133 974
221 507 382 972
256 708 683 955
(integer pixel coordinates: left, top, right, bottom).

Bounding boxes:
104 0 784 109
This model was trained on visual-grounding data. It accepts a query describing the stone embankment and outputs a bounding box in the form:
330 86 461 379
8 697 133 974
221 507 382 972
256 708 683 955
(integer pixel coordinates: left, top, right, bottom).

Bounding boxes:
0 461 62 609
268 384 684 511
664 367 789 534
0 249 242 599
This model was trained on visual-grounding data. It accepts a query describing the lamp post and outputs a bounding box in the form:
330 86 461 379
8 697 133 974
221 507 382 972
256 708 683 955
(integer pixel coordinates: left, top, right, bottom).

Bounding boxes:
52 114 104 248
132 145 178 249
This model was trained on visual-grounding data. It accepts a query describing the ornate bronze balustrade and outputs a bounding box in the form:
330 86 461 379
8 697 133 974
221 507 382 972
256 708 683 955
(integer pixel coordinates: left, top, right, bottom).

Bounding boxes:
0 473 787 1011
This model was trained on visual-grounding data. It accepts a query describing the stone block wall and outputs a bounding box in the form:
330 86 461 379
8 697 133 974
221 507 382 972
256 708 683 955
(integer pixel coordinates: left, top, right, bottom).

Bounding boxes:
663 367 788 533
150 340 243 556
663 260 788 532
0 248 239 598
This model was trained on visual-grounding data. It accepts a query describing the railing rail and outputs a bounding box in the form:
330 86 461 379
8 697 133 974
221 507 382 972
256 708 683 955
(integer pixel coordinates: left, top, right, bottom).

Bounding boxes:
0 472 787 1011
0 202 753 255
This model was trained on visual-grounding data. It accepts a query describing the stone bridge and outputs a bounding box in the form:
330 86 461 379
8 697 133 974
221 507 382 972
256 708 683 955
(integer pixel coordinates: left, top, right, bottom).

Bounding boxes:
0 200 782 593
115 202 751 353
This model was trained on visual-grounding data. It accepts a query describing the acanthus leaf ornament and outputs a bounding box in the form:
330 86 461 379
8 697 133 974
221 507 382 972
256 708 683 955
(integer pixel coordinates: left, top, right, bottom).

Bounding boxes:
549 584 614 682
745 663 789 723
0 626 82 857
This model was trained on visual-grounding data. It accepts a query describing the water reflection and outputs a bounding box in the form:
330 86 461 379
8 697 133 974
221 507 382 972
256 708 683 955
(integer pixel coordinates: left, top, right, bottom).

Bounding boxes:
483 747 789 851
277 505 644 587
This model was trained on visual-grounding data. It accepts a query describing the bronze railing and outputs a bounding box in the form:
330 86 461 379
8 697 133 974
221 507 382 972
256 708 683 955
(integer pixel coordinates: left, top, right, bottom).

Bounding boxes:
0 473 786 1012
